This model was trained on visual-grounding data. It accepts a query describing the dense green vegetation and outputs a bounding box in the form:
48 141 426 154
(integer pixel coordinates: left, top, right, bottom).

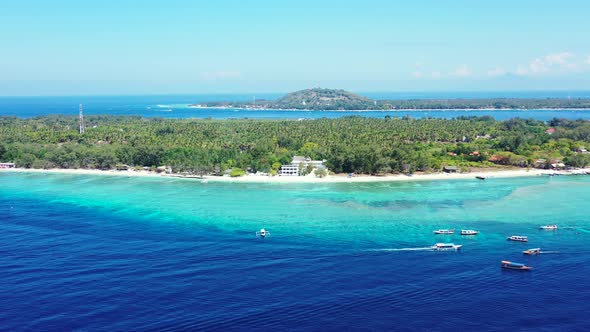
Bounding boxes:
270 88 373 110
1 115 590 175
195 88 590 110
376 98 590 110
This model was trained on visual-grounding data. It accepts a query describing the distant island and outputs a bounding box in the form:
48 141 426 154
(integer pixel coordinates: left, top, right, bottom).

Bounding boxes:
190 88 590 110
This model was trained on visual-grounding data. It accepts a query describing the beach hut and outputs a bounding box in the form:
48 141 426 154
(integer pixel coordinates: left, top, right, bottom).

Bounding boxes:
116 164 129 171
443 166 458 173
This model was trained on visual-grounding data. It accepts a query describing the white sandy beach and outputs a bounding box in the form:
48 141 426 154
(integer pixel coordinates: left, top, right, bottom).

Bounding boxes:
2 167 588 183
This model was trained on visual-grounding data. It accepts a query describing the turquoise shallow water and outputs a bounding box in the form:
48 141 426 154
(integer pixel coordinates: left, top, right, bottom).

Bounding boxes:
1 172 590 330
4 172 589 245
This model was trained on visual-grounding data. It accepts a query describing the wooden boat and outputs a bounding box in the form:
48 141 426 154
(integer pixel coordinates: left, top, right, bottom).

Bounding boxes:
507 235 528 242
431 243 462 251
256 228 270 238
501 260 532 270
460 229 479 235
434 229 455 235
539 225 558 230
475 176 486 180
523 248 541 255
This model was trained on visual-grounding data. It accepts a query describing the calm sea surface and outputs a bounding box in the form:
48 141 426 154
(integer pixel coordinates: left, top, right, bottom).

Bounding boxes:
1 172 589 331
1 92 590 120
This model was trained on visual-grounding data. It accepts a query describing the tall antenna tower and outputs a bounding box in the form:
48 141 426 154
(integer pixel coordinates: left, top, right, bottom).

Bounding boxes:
79 103 85 134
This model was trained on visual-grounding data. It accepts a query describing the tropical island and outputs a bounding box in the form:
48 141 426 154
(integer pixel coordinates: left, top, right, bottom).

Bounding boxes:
190 88 590 110
1 115 590 179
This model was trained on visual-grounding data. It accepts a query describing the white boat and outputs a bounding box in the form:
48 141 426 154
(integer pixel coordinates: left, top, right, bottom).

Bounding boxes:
501 260 532 271
256 228 270 238
523 248 541 255
460 230 479 235
507 235 528 242
539 225 558 230
431 243 462 251
434 229 455 235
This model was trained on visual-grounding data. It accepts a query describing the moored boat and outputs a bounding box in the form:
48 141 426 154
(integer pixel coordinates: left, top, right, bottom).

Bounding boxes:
256 228 270 237
539 225 558 230
434 229 455 235
475 176 486 180
501 260 532 270
523 248 541 255
460 229 479 235
507 235 528 242
431 243 462 251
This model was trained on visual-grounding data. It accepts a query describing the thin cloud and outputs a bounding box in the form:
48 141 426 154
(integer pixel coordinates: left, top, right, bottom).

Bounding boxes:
412 71 423 78
487 67 507 77
529 58 548 74
544 52 574 65
410 52 587 80
452 65 472 77
515 66 534 76
516 52 579 76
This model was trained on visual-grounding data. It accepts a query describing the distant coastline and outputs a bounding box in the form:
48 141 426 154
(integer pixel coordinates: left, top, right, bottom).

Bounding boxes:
190 88 590 111
188 105 590 112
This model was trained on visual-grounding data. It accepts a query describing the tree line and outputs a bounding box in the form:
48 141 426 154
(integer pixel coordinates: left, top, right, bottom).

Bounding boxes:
1 115 590 175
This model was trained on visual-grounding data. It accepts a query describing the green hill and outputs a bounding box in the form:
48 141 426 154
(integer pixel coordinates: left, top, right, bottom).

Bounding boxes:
270 88 374 110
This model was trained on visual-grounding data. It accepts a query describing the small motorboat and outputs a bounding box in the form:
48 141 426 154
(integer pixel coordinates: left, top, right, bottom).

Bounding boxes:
523 248 541 255
507 235 528 242
475 176 486 180
256 228 270 238
431 243 462 251
501 260 532 270
539 225 558 230
460 229 479 235
434 229 455 235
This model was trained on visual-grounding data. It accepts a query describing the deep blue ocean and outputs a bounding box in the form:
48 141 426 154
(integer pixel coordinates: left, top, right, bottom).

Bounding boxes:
1 172 590 331
2 91 590 120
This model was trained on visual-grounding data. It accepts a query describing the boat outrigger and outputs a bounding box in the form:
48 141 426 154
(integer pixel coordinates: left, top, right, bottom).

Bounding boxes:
256 228 270 238
507 235 528 242
501 260 532 270
431 243 462 251
539 225 558 230
434 229 455 235
460 229 479 235
523 248 541 255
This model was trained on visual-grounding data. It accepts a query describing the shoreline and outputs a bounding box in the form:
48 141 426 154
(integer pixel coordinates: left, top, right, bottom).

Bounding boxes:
2 167 588 184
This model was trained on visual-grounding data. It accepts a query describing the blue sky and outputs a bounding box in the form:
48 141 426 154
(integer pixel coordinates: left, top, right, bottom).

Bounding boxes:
1 0 589 95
